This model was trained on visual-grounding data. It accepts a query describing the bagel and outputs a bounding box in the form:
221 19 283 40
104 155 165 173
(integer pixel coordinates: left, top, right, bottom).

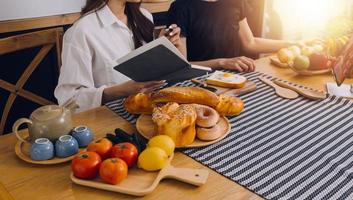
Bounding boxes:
197 121 223 141
192 104 220 128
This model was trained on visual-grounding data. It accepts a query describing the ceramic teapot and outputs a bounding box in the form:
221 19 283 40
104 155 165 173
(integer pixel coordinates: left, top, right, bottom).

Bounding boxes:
13 99 79 143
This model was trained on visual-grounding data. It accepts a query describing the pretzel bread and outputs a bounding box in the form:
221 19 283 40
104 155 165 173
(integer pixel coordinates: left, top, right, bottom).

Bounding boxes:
152 103 197 147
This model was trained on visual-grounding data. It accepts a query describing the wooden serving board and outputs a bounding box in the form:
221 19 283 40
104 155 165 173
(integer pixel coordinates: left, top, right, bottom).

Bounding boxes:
15 133 84 165
71 154 209 196
216 80 257 96
136 115 230 148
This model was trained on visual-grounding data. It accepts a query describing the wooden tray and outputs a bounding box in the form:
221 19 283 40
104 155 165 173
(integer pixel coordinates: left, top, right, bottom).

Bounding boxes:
270 56 331 75
70 154 209 196
217 81 257 96
288 63 331 76
136 115 231 148
15 133 83 165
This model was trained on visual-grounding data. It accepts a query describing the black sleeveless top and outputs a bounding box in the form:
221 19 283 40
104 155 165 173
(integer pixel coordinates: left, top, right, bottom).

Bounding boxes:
168 0 246 61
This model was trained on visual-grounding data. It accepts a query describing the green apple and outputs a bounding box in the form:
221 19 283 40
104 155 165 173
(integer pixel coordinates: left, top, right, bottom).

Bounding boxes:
288 46 301 57
293 55 310 71
301 46 315 56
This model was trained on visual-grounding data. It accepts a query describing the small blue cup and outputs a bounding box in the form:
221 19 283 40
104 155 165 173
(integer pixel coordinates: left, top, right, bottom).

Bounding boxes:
55 135 79 158
30 138 54 161
72 126 93 147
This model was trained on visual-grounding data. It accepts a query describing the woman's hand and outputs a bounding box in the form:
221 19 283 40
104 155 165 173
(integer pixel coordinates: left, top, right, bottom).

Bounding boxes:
159 24 182 47
124 80 167 94
102 80 167 104
218 56 256 72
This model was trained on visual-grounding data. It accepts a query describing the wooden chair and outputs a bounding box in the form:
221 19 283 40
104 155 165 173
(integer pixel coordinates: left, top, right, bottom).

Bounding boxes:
0 27 63 135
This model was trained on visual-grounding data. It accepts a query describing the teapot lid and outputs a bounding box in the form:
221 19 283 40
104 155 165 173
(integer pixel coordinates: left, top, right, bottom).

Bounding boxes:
31 105 65 121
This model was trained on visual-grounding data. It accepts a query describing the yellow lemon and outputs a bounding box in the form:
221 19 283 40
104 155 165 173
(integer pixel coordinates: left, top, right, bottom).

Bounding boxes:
147 135 175 157
138 147 168 171
277 48 294 63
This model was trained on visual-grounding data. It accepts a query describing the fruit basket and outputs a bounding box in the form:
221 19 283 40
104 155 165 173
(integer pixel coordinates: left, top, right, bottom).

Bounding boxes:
271 39 351 75
271 17 353 76
287 62 331 76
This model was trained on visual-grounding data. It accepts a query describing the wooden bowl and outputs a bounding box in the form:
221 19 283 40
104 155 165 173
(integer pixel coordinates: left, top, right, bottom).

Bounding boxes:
270 56 331 75
288 63 331 76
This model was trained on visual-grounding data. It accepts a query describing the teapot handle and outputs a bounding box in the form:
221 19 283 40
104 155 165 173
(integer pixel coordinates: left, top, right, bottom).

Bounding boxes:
13 118 33 143
62 97 79 114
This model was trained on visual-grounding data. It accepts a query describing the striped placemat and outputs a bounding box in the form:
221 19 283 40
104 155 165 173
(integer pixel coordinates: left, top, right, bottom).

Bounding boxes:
106 71 353 200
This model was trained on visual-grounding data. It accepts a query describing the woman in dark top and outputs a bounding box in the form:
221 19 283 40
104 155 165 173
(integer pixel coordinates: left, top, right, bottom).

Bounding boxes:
168 0 299 72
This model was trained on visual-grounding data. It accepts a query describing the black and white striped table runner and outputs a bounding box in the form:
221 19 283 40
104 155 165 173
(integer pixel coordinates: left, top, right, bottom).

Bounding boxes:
106 72 353 200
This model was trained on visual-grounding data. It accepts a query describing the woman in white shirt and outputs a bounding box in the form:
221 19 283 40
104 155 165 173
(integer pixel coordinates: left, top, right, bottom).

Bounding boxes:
55 0 183 112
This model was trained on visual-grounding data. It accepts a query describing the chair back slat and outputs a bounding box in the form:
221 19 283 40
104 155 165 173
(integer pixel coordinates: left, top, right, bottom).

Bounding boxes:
0 28 62 55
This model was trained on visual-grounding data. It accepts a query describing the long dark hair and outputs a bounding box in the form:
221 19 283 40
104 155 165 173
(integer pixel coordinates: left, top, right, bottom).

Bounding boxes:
82 0 154 48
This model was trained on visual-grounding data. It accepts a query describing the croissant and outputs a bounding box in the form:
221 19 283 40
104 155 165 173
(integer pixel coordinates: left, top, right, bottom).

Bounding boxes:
215 94 244 116
151 87 220 108
124 93 154 114
152 102 197 147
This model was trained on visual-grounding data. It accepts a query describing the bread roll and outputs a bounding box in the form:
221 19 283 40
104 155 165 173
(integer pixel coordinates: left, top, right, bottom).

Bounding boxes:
151 87 220 108
215 95 244 116
124 93 154 114
152 103 197 147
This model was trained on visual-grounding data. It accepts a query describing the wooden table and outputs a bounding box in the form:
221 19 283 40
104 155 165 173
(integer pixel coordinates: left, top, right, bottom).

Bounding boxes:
1 57 352 200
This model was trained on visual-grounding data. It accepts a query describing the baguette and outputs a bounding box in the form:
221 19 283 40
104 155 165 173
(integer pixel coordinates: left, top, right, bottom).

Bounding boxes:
151 87 220 108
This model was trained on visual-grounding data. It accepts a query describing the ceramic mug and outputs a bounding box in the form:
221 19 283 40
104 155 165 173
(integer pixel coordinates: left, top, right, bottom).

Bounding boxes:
55 135 79 158
72 126 93 148
30 138 55 161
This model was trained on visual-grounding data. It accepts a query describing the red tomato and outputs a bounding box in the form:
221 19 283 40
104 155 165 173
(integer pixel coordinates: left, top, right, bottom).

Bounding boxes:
71 151 102 179
99 158 128 184
110 143 138 168
87 138 113 159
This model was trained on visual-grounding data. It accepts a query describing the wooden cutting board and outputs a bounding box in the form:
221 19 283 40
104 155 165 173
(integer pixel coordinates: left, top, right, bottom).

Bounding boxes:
71 154 209 196
211 80 257 96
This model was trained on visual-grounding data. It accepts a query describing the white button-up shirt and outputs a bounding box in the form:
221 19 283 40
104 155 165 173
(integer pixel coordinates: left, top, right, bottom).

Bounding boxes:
55 5 153 112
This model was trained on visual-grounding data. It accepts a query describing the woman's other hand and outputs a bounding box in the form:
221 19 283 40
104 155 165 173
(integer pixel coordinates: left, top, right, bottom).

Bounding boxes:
102 80 167 104
218 56 256 72
131 80 167 93
122 80 167 94
159 24 182 47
